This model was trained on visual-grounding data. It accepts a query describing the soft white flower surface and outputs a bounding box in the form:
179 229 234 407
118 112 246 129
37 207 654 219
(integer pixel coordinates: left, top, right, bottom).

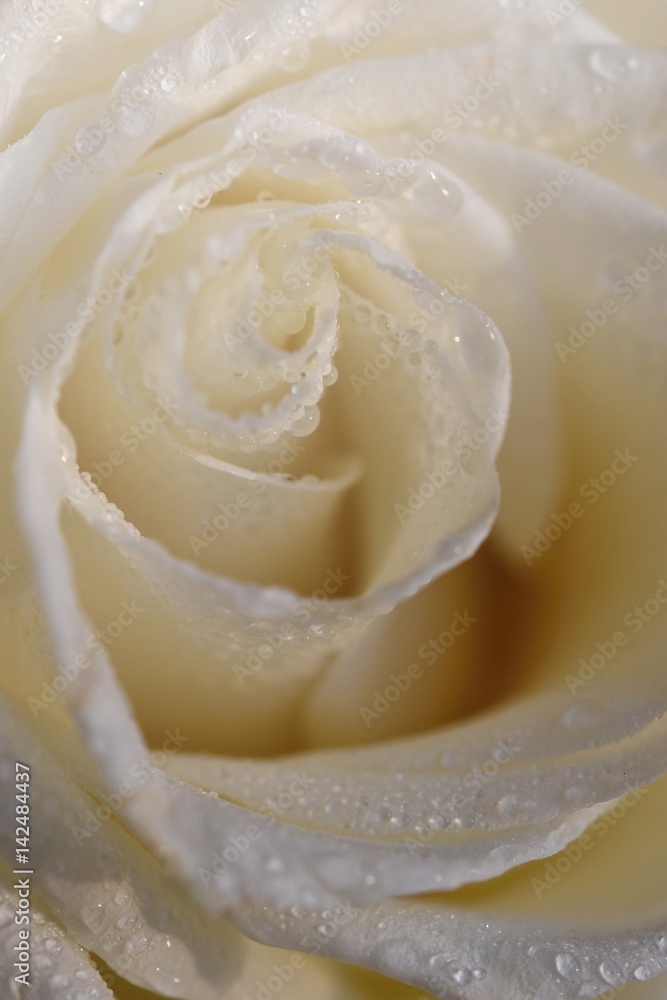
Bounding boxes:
0 1 666 998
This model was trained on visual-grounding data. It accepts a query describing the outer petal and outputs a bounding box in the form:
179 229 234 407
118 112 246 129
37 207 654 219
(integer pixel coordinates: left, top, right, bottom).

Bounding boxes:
225 776 667 1000
0 699 246 998
0 872 114 1000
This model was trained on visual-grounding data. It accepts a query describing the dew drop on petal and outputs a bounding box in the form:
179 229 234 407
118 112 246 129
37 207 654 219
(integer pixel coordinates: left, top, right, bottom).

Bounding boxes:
497 793 522 816
555 952 581 980
560 702 603 730
264 856 285 873
451 965 473 985
599 958 624 986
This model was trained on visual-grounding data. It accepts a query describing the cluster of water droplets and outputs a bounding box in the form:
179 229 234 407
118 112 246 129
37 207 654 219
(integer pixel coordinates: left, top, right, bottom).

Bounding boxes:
526 934 667 998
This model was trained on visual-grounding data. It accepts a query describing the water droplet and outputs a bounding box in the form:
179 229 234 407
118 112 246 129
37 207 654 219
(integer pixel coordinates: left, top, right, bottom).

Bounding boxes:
291 405 320 436
599 958 624 985
409 169 462 220
555 952 581 980
451 964 472 985
98 0 154 33
634 964 654 981
264 856 286 873
429 952 449 970
82 902 106 933
560 702 603 730
497 793 522 816
588 48 626 81
399 328 422 351
472 967 487 980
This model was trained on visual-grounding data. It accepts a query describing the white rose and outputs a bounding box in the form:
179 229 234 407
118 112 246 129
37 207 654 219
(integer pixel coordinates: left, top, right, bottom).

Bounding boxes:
1 2 667 998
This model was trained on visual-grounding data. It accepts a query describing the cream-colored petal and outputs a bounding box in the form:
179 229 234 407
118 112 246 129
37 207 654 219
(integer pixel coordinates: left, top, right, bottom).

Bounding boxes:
2 5 666 1000
0 869 114 1000
226 776 667 999
0 699 247 999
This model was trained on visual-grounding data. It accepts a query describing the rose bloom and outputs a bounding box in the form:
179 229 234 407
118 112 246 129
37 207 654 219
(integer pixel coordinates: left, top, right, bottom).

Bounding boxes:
1 0 667 998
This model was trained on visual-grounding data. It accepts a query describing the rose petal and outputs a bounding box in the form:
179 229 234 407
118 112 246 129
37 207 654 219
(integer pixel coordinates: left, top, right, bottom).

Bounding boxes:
0 871 114 1000
0 698 247 998
227 775 667 998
